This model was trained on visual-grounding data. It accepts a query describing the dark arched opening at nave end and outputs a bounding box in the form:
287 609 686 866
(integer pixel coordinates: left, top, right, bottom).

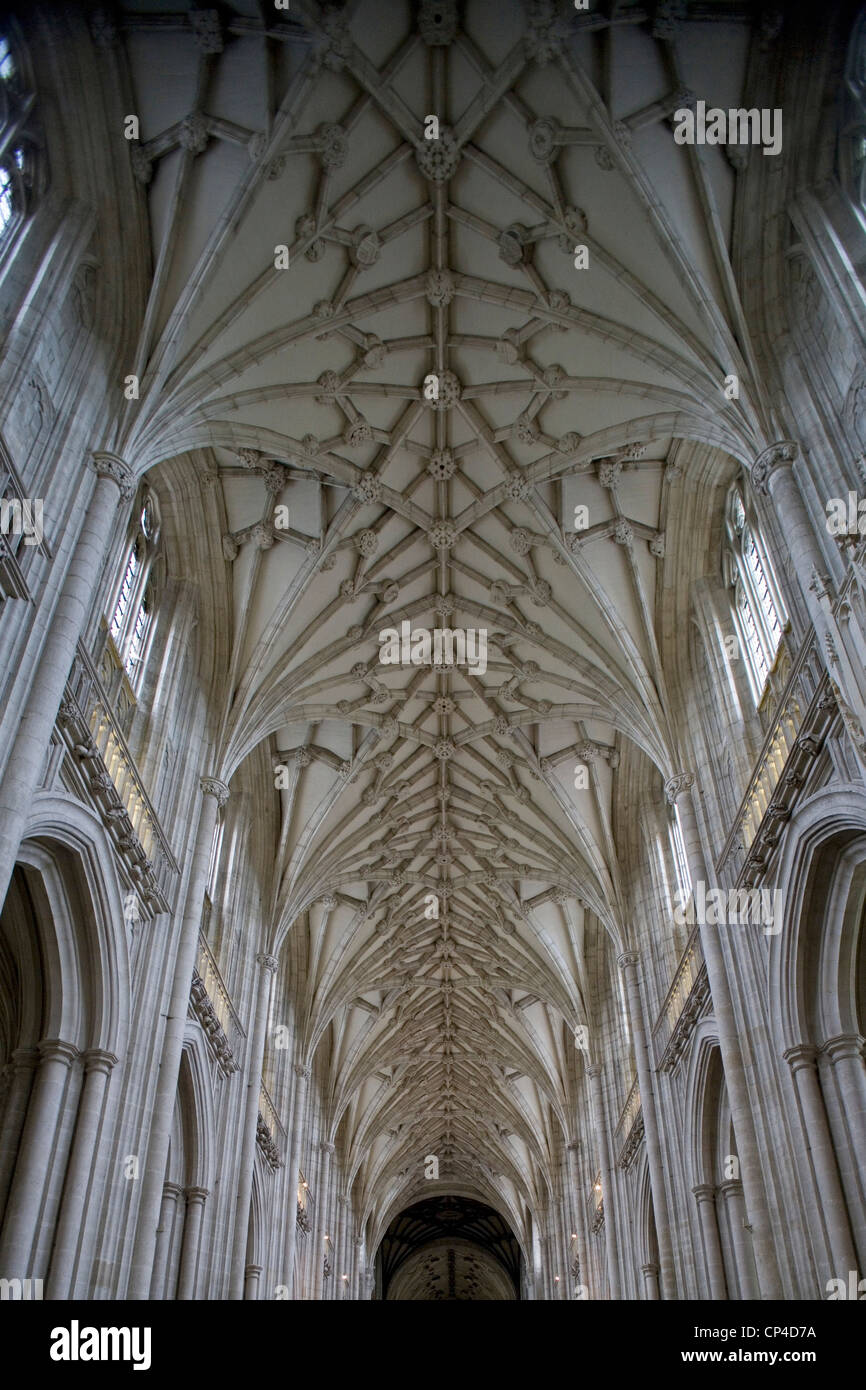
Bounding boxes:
376 1197 522 1300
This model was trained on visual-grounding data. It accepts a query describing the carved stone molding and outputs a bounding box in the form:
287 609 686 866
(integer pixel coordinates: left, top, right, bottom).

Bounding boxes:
255 1112 283 1170
750 441 799 496
664 772 694 806
200 776 230 808
92 452 135 502
783 1042 818 1073
189 970 240 1076
618 1112 644 1170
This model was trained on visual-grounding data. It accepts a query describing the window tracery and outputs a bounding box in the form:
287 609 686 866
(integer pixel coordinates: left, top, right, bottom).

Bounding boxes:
0 27 42 243
106 489 161 698
841 9 866 209
723 483 785 704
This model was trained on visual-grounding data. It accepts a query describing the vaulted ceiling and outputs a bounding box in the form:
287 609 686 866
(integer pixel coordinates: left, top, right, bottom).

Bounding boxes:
107 0 776 1251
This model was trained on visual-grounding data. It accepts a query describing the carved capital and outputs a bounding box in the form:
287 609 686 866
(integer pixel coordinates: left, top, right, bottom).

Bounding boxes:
664 772 693 806
691 1183 716 1204
38 1038 79 1067
320 1140 336 1156
200 776 230 808
617 950 639 972
716 1179 744 1201
92 452 135 502
821 1033 866 1064
293 1063 311 1081
256 952 278 974
750 441 798 496
783 1042 818 1073
82 1048 119 1074
9 1046 39 1074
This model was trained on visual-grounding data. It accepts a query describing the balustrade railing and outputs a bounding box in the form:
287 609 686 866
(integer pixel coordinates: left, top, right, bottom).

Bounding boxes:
588 1171 604 1231
256 1078 286 1170
194 931 245 1067
717 634 823 881
259 1078 286 1145
613 1074 641 1165
60 642 178 907
297 1170 311 1231
652 927 706 1065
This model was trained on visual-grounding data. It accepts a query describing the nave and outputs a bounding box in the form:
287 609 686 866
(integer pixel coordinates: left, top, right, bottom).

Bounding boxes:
0 0 865 1303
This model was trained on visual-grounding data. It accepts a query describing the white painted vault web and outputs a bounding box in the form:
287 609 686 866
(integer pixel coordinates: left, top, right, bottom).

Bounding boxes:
110 0 771 1241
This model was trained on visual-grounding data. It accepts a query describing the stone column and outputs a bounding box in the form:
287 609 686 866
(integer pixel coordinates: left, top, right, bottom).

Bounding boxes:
47 1048 117 1298
665 774 783 1298
334 1193 349 1297
556 1171 573 1298
618 950 677 1299
266 1014 297 1295
665 773 708 887
0 1038 78 1276
0 1047 38 1218
323 1165 340 1302
566 1140 591 1296
545 1199 563 1299
149 1182 182 1299
750 443 827 601
244 1263 262 1300
784 1043 858 1279
717 1180 758 1299
351 1234 364 1299
0 454 134 912
126 774 229 1298
641 1262 660 1300
821 1036 866 1183
176 1186 208 1299
540 1228 555 1300
586 1062 620 1298
312 1140 334 1300
229 951 278 1299
282 1061 309 1298
692 1184 728 1299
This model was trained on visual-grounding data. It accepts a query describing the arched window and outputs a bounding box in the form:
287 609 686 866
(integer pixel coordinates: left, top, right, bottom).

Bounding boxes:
723 483 786 704
0 26 42 244
841 9 866 209
107 490 161 696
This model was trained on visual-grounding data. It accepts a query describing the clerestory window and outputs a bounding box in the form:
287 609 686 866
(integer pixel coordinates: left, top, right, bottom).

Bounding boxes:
841 9 866 210
723 483 785 704
0 27 42 244
108 491 161 693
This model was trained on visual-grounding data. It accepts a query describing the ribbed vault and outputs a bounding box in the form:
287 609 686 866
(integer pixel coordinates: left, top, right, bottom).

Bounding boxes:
105 0 777 1251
